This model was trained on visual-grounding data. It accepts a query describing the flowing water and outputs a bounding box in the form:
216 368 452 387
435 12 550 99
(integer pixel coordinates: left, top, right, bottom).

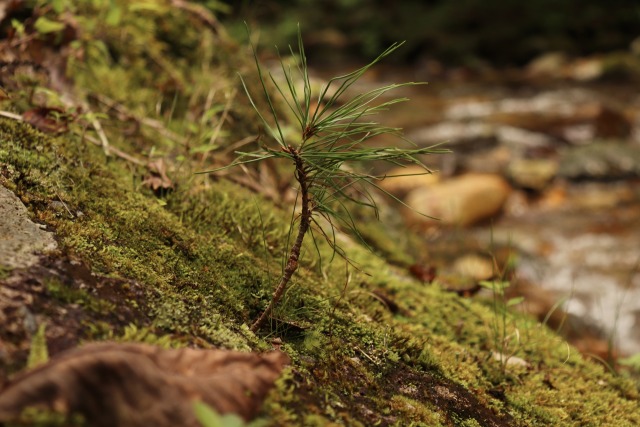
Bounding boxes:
318 65 640 356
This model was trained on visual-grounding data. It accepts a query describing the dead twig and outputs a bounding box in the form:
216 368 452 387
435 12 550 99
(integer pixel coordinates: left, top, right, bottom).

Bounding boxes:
83 134 145 166
1 108 145 166
0 110 22 120
169 0 230 39
90 114 110 157
92 93 188 146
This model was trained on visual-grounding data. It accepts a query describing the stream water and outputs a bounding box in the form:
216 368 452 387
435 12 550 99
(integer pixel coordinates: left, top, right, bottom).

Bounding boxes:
315 65 640 356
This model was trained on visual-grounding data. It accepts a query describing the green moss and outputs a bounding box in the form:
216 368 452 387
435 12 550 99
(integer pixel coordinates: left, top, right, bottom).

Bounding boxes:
46 278 116 315
112 324 182 349
456 418 482 427
81 320 114 341
26 323 49 369
0 265 12 280
1 3 639 426
6 408 85 427
3 89 640 425
2 119 255 347
388 395 445 426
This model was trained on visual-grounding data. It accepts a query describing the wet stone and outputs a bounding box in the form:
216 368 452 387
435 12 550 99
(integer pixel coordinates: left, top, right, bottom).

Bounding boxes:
379 165 440 197
507 158 559 191
452 254 494 282
558 141 640 180
406 121 498 152
495 125 557 150
404 173 511 227
0 186 57 269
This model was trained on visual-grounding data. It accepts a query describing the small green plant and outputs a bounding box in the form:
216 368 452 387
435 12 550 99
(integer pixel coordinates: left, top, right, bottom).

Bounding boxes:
27 323 49 369
479 278 524 371
619 352 640 384
203 28 444 332
193 401 254 427
478 244 526 374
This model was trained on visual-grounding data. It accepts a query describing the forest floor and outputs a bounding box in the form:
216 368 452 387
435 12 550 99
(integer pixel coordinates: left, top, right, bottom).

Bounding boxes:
1 2 639 426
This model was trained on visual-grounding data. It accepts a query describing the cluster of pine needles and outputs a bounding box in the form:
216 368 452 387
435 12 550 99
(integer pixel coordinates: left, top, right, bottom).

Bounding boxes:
200 27 446 331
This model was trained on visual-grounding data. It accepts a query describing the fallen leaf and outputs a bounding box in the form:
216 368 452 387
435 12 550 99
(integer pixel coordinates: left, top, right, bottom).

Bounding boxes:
409 264 436 283
0 0 24 26
0 342 290 427
142 159 174 195
23 106 70 134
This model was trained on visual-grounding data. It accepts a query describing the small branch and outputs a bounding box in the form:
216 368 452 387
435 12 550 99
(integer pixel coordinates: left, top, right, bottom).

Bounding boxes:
84 135 145 166
170 0 230 39
90 115 110 157
91 93 188 146
0 109 144 165
251 146 312 332
0 110 23 120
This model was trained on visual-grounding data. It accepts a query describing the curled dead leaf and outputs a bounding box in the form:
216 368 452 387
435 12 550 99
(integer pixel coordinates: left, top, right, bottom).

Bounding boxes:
23 106 71 134
0 1 24 26
0 342 290 427
409 264 436 283
142 159 174 195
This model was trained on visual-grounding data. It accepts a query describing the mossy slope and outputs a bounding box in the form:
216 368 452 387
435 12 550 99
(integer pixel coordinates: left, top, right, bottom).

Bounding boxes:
0 2 639 426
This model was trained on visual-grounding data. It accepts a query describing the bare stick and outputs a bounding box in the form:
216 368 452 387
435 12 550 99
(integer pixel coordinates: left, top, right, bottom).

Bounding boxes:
0 110 23 120
90 115 110 157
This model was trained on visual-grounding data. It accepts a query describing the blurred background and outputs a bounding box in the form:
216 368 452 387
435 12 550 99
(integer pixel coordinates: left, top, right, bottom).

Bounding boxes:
227 0 640 67
222 0 640 361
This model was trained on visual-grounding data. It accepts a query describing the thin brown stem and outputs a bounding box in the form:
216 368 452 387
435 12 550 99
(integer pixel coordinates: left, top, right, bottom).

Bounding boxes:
251 146 312 332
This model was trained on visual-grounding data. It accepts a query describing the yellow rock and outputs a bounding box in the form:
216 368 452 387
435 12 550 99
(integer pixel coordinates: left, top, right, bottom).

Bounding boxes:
403 173 511 227
379 165 440 197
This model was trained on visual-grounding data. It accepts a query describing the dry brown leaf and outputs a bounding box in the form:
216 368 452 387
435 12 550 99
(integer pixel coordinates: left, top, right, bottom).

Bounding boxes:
0 342 290 427
0 0 24 27
409 264 437 283
23 106 71 134
142 159 174 194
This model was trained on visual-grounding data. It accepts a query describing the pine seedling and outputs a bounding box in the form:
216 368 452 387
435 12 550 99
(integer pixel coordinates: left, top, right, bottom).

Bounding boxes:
202 28 446 332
